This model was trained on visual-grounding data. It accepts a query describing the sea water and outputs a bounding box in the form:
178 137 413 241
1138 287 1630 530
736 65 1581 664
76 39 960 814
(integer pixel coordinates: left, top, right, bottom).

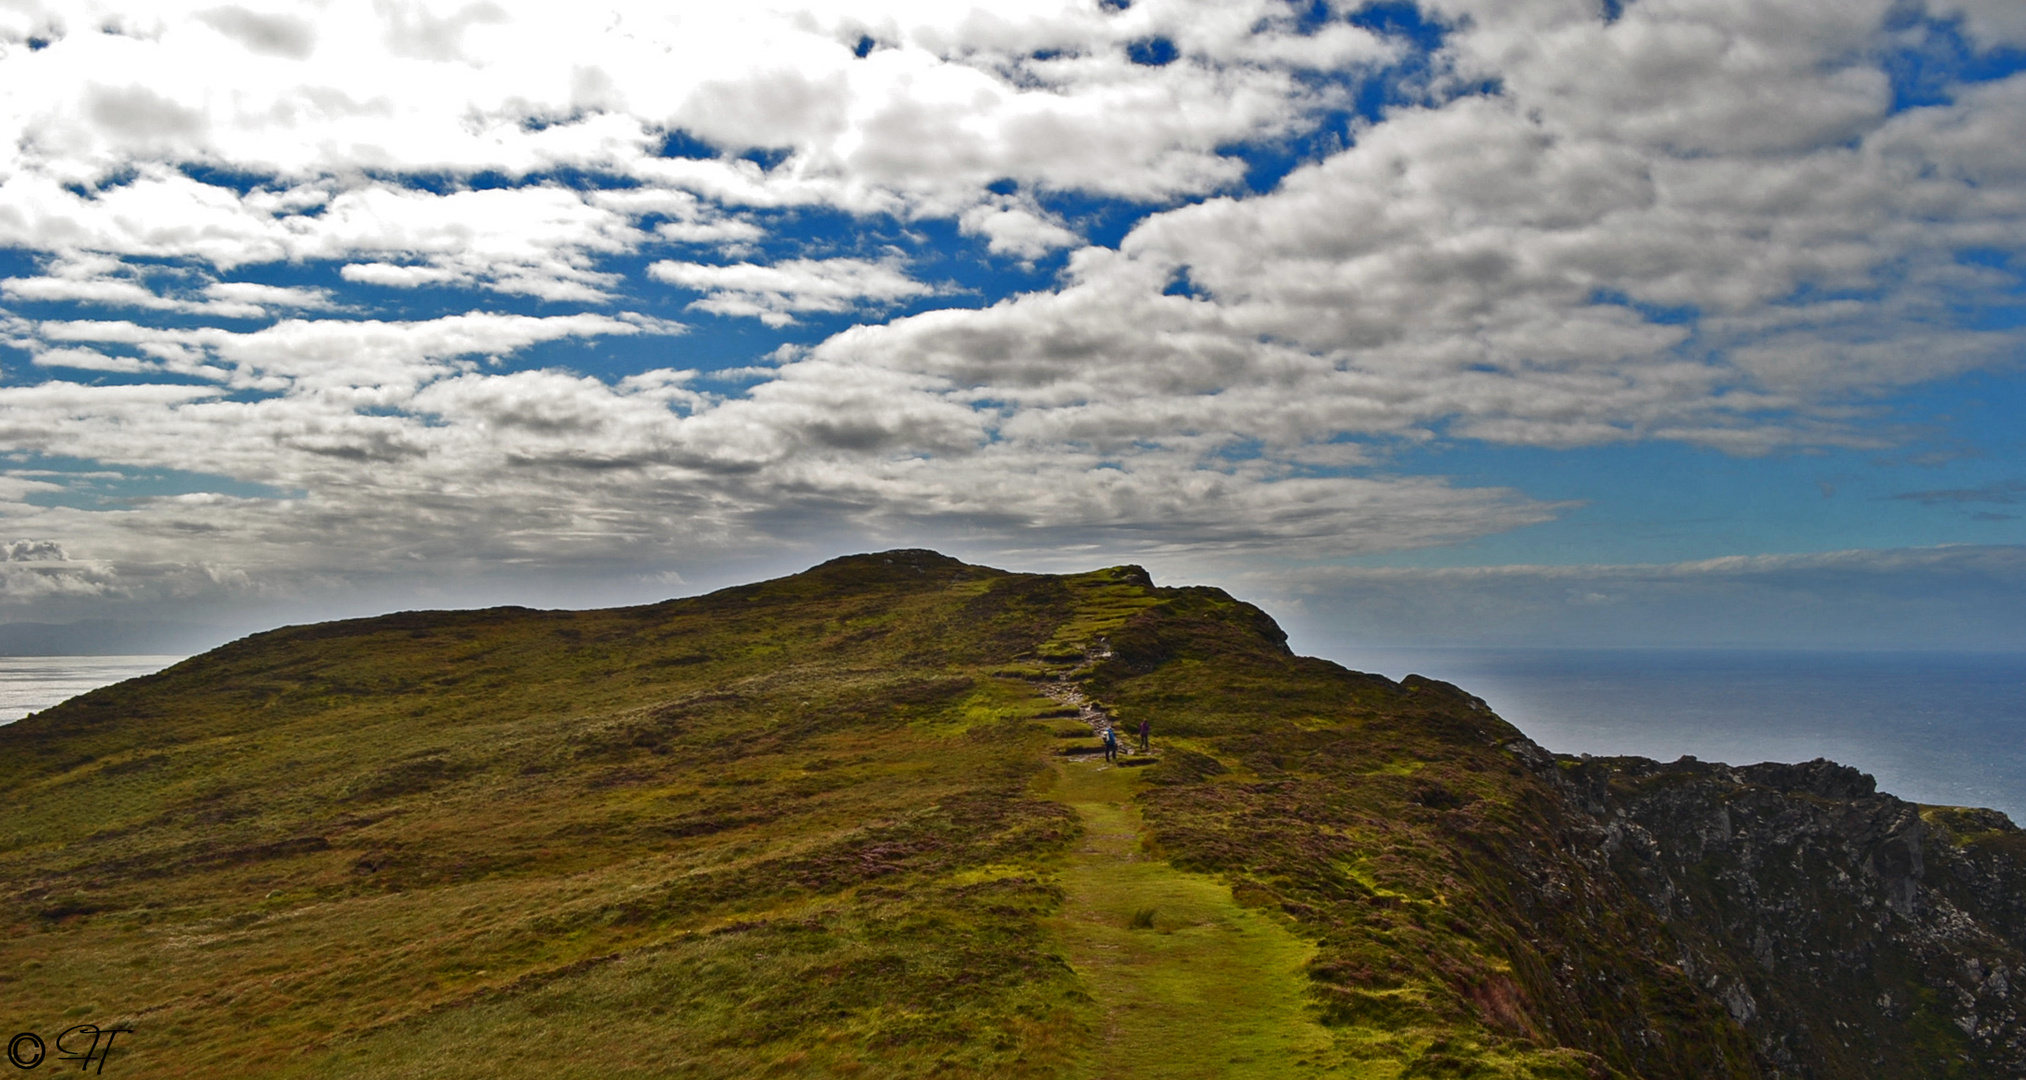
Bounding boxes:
0 655 187 724
1335 648 2026 822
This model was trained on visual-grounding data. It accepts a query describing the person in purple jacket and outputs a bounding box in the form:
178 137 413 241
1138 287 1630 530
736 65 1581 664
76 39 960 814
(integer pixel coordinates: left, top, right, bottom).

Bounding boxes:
1137 718 1150 752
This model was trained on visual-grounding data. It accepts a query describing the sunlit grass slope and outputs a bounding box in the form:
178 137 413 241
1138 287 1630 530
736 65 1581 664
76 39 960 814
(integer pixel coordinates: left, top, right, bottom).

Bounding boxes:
3 550 1758 1077
1043 758 1337 1079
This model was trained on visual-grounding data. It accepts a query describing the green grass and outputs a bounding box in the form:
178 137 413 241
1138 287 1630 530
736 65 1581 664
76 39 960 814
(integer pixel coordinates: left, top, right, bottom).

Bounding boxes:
1032 567 1168 663
1 552 1093 1079
1043 758 1338 1079
4 549 2000 1078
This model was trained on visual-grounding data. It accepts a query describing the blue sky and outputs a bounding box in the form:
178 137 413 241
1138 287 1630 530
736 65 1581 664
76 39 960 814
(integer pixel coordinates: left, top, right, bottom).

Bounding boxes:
0 0 2022 651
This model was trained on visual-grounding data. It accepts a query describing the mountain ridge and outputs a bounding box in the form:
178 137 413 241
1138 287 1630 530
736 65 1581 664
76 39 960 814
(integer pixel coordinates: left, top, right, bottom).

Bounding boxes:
1 549 2021 1077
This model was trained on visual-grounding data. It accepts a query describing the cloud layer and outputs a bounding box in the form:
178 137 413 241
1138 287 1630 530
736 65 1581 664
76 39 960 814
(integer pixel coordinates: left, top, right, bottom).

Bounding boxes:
0 0 2021 626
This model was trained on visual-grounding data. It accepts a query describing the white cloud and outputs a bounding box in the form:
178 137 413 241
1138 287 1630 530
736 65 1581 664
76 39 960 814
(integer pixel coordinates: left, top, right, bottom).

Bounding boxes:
796 4 2026 453
958 197 1081 259
5 272 202 312
0 0 2019 623
1 254 338 318
201 280 335 309
28 310 681 391
340 262 462 287
0 0 1392 271
654 219 767 247
0 544 122 599
648 256 936 325
29 346 157 373
2 539 70 562
1930 0 2026 48
194 6 318 60
0 171 650 300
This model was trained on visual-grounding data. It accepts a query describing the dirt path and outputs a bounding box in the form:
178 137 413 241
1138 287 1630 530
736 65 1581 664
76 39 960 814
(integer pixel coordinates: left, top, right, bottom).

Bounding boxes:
1042 678 1152 761
1044 758 1340 1079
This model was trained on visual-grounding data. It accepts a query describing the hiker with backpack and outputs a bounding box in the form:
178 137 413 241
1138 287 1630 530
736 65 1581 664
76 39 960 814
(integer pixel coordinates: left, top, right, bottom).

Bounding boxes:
1103 725 1118 763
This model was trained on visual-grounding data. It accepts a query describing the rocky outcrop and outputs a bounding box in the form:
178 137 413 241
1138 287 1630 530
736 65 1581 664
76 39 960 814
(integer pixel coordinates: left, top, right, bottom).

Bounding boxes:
1536 749 2026 1077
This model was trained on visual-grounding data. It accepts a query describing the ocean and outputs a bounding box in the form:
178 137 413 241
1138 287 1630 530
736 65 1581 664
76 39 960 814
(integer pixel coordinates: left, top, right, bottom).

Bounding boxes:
0 655 187 724
1334 648 2026 822
2 649 2021 821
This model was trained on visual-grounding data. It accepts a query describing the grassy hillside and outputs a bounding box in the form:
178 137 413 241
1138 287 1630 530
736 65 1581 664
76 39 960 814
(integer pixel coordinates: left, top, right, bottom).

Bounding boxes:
1 551 2007 1077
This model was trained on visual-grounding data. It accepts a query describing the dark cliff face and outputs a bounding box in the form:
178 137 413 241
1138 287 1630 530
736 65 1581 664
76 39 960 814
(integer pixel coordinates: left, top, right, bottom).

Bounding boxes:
1537 749 2026 1077
1084 587 2026 1078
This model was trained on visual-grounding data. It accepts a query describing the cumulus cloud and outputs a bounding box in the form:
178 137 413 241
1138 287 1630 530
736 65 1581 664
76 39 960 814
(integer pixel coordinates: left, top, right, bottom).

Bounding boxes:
1931 0 2026 48
804 2 2026 452
958 197 1082 260
29 346 158 373
340 263 463 287
0 0 1391 267
0 537 122 599
2 254 339 318
3 539 69 562
195 6 318 59
0 330 1560 611
648 257 936 326
0 0 2019 626
21 311 680 395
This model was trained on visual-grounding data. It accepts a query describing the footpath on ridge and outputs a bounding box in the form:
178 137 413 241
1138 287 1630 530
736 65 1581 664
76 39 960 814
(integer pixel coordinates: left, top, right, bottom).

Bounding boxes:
1041 756 1338 1079
1027 577 1340 1076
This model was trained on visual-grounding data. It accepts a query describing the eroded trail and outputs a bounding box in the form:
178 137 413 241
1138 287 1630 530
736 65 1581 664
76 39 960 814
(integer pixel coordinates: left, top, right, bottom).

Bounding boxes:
1045 759 1340 1079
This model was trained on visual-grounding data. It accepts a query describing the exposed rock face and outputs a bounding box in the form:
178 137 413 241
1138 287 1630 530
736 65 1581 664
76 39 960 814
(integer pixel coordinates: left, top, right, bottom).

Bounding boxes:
1094 595 2026 1078
1541 750 2026 1077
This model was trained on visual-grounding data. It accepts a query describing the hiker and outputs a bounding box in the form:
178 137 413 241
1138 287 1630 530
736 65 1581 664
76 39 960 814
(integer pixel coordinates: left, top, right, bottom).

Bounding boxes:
1137 718 1150 752
1103 726 1118 763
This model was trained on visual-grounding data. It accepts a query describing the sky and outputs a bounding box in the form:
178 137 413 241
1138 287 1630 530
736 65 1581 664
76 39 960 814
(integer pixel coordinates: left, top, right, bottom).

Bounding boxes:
0 0 2023 653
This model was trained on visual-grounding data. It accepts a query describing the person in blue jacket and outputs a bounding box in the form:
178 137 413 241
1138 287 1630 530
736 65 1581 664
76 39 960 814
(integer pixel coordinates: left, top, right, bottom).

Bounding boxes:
1102 725 1118 763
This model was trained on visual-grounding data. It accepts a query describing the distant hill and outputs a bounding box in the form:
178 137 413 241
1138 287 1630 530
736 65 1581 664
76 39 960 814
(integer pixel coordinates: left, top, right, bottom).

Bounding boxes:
2 550 2022 1078
0 619 228 656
